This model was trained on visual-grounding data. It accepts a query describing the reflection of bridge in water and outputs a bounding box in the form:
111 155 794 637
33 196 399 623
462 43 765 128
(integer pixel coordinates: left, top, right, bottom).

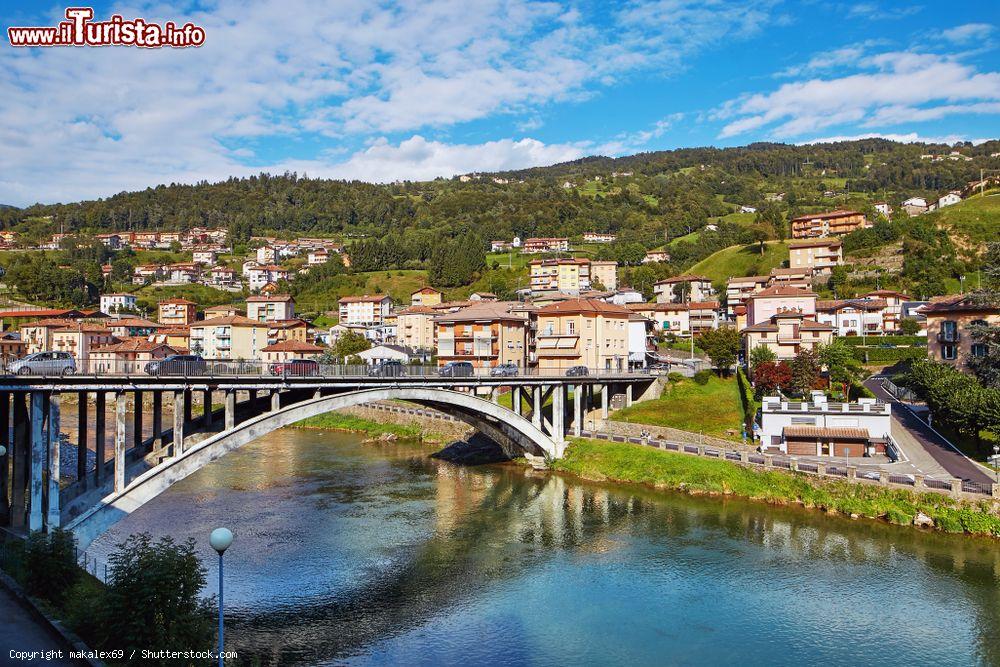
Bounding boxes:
0 371 658 546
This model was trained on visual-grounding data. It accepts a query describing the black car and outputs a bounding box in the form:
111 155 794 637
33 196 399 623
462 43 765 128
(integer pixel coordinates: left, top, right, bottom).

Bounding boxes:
565 365 589 377
368 360 406 377
440 361 474 377
145 354 207 376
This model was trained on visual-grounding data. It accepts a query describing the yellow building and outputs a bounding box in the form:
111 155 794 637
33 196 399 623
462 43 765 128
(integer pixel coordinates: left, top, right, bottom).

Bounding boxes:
410 287 443 307
529 258 592 294
189 315 269 360
397 306 437 350
788 238 843 275
246 294 295 322
158 298 197 326
534 298 630 371
435 302 529 368
19 319 72 354
590 261 618 290
261 339 325 363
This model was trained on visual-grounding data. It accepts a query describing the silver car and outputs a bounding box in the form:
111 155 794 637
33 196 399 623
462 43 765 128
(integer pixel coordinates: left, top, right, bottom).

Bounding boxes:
9 351 76 376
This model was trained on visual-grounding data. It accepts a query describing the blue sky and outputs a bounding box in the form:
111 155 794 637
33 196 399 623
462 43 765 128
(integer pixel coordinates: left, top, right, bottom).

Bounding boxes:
1 0 998 205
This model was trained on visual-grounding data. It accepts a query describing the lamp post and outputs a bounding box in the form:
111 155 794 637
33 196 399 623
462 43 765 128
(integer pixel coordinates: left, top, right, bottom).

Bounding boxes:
210 527 234 667
993 445 1000 484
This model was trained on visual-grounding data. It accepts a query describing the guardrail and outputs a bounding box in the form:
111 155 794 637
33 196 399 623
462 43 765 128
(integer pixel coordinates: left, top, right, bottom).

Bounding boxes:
0 358 657 381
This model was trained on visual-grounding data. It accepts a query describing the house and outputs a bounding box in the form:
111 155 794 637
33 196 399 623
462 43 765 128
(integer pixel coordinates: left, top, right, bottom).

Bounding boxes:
189 315 269 359
246 294 295 323
746 285 817 327
937 191 962 209
410 286 443 307
167 263 199 284
154 326 191 352
689 302 721 334
0 332 26 362
203 305 241 319
256 246 278 264
607 288 644 306
158 298 198 326
356 344 427 365
132 264 165 285
106 317 162 338
874 202 893 219
788 238 843 275
95 233 123 249
815 299 887 337
627 303 690 336
902 197 928 217
919 295 1000 369
246 265 289 291
768 267 814 290
725 275 770 318
529 258 592 294
522 237 569 254
590 261 618 290
642 250 671 264
758 394 891 457
19 319 73 354
790 210 869 238
396 306 437 351
267 319 309 346
583 232 617 244
739 205 757 214
192 249 217 266
653 275 715 304
260 339 325 364
90 339 180 372
864 290 912 332
435 301 530 369
100 293 137 316
208 266 238 287
491 240 511 252
307 248 330 265
533 298 631 372
741 310 835 361
628 314 653 369
51 323 118 364
469 292 498 302
338 295 392 326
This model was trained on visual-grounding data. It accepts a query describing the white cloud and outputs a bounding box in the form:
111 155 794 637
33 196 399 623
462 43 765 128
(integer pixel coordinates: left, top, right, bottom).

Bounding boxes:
717 50 1000 139
797 132 993 146
942 23 994 44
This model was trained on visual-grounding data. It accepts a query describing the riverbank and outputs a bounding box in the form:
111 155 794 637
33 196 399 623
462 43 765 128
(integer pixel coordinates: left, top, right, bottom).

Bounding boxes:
551 438 1000 537
290 406 469 446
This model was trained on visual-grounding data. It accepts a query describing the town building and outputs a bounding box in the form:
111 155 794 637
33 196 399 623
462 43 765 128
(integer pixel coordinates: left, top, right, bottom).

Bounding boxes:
51 323 118 364
99 293 137 316
19 319 72 355
788 238 843 275
246 294 295 322
902 197 928 216
246 265 289 291
864 290 911 332
689 301 721 334
157 298 197 326
874 202 893 219
189 315 269 360
522 237 570 254
207 266 238 288
768 267 814 289
266 319 308 346
642 250 670 264
533 298 631 372
815 299 887 337
608 288 644 306
357 344 429 366
758 394 891 458
192 249 217 266
106 317 162 338
590 260 618 290
260 339 325 364
741 311 835 361
746 285 817 327
529 258 592 295
790 210 869 238
338 295 392 327
469 292 498 302
307 248 330 265
919 295 1000 368
435 301 530 369
166 263 199 284
90 339 180 372
725 275 770 318
396 306 437 350
936 191 962 209
203 305 241 319
490 240 511 252
256 246 278 264
410 286 443 307
583 232 617 244
132 264 165 284
626 303 690 336
628 314 652 369
653 275 715 304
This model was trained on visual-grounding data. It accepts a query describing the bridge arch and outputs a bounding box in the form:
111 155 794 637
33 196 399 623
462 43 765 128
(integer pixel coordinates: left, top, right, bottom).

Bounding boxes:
67 387 559 549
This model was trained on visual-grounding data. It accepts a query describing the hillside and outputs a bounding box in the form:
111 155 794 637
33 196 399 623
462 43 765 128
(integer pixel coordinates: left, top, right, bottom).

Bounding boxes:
689 241 789 288
924 191 1000 249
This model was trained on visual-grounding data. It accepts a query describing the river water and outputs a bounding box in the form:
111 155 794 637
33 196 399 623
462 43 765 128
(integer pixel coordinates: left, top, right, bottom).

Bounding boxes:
86 428 1000 666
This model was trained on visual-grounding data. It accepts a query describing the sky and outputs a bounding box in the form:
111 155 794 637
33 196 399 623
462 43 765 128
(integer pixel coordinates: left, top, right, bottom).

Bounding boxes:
1 0 998 206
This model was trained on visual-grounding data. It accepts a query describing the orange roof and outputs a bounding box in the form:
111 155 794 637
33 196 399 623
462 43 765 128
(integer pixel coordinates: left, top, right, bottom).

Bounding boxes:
783 426 870 440
0 308 80 319
788 238 843 249
626 302 688 312
411 286 442 294
654 274 711 284
246 294 294 302
267 318 308 329
94 339 178 354
749 285 817 298
399 306 437 314
261 339 325 353
339 294 390 304
20 318 73 329
535 298 632 317
192 315 267 327
790 209 862 222
158 298 196 305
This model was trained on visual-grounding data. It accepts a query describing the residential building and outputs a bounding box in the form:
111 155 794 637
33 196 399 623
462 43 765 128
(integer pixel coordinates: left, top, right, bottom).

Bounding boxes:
628 314 652 368
19 319 72 354
267 319 308 346
768 267 813 289
435 301 530 369
815 299 887 336
533 298 630 372
725 275 769 318
192 249 217 265
920 295 1000 368
642 250 670 264
746 285 817 327
626 303 690 336
357 344 428 365
469 292 498 302
0 333 25 362
338 295 392 326
490 240 511 252
653 275 715 304
157 298 197 326
583 232 617 244
154 326 191 352
396 306 437 350
790 210 869 238
261 339 325 364
100 293 137 316
90 339 180 372
937 191 962 209
410 286 443 307
51 323 118 364
529 258 592 294
189 315 269 360
758 394 891 457
203 305 240 319
256 246 278 264
689 301 721 334
522 237 569 254
106 317 162 338
166 263 199 283
246 294 295 322
608 288 644 306
902 197 928 216
132 264 165 284
788 238 843 275
874 202 893 219
741 311 835 361
307 248 330 265
246 265 289 291
590 260 618 290
863 290 911 332
208 266 238 287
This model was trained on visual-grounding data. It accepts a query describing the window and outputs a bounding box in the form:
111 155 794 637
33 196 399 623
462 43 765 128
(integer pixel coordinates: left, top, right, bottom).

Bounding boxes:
941 344 957 360
971 343 987 358
941 320 958 342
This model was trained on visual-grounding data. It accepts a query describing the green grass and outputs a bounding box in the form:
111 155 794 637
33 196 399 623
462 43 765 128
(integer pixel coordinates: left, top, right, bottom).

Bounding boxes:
707 211 758 227
551 439 1000 536
659 340 705 355
134 283 239 308
924 192 1000 247
291 412 424 439
612 375 746 440
668 231 700 247
294 269 429 312
688 241 788 286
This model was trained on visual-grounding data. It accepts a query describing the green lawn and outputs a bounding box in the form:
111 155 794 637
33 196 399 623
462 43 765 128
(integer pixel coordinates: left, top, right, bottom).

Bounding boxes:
668 231 700 247
612 375 746 439
924 191 1000 247
293 269 429 313
688 240 788 285
707 211 757 227
135 283 239 308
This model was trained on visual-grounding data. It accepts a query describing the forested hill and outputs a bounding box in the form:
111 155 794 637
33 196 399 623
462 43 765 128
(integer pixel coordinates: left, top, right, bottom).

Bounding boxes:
2 138 998 252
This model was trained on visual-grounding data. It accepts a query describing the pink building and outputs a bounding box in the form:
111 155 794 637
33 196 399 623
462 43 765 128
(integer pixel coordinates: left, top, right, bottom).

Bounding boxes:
746 285 817 327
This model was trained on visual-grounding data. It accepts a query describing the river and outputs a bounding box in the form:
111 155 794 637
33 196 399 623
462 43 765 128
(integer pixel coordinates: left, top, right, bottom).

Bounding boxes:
85 428 1000 666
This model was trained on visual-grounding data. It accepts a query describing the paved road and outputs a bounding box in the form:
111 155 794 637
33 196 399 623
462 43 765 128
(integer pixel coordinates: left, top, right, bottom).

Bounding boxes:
865 377 995 485
0 585 80 666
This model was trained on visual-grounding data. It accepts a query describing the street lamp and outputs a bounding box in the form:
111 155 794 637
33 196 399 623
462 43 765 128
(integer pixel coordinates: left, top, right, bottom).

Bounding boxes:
992 445 1000 484
210 527 234 667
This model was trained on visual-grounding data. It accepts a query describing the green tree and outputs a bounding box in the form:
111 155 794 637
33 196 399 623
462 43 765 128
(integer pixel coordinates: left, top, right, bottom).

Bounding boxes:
789 349 822 396
698 327 740 376
899 318 921 335
331 330 371 360
818 340 863 396
748 344 777 373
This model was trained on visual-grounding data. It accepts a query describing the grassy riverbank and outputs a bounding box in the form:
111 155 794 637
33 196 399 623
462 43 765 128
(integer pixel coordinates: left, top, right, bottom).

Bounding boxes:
551 439 1000 537
292 412 425 438
612 375 746 440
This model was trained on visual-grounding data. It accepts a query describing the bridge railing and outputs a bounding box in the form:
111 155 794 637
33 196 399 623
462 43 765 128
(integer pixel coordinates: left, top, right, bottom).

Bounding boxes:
0 357 656 380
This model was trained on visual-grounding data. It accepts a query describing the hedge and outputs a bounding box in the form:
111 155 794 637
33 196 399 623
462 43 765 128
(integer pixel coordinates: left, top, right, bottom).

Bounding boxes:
851 346 926 364
736 367 756 430
841 335 927 347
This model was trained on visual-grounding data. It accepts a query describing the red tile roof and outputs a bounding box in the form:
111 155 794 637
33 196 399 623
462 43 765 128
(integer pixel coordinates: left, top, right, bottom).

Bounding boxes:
535 298 632 317
261 340 324 353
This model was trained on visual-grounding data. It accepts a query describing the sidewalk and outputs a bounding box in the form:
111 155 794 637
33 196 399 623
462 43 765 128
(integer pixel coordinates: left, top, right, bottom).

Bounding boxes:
0 584 80 666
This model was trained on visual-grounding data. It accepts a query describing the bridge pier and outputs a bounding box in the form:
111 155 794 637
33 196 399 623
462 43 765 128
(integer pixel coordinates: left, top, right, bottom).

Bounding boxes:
183 390 193 424
271 390 281 412
151 390 163 448
511 387 521 416
29 392 46 531
552 385 565 443
132 391 144 451
94 392 105 488
76 391 87 489
203 390 213 428
173 391 185 454
10 393 28 528
46 394 60 529
115 392 127 493
225 390 236 430
601 384 609 419
532 386 542 429
572 384 582 437
0 392 9 526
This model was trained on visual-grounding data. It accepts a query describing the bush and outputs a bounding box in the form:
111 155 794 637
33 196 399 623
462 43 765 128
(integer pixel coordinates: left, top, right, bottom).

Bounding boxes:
25 529 79 606
693 370 712 385
841 335 926 347
667 372 686 383
899 318 922 336
851 347 926 364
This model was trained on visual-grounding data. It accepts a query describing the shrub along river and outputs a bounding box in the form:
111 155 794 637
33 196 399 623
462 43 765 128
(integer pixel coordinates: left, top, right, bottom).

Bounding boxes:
86 428 1000 666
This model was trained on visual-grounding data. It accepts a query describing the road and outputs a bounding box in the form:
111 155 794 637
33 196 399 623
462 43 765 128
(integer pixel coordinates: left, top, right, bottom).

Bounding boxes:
0 584 80 666
864 377 995 485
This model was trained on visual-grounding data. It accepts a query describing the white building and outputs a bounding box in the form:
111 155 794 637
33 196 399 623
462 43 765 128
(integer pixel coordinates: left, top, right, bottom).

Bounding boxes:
627 314 651 368
338 295 392 326
815 298 887 336
308 248 330 265
100 293 137 315
355 344 428 365
758 394 892 458
192 249 217 266
246 265 289 291
937 191 962 209
874 202 893 219
256 246 278 264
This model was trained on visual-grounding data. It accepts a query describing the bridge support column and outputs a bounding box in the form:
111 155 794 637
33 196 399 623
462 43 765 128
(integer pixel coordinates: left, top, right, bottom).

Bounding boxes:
173 391 185 454
203 390 213 428
94 392 105 487
29 392 46 532
151 391 163 448
248 390 257 411
46 394 60 530
115 393 127 493
573 385 582 437
225 391 236 430
10 394 29 528
601 384 609 419
625 384 633 408
271 390 280 412
76 392 87 488
0 392 9 526
132 391 144 450
511 387 521 416
552 385 565 443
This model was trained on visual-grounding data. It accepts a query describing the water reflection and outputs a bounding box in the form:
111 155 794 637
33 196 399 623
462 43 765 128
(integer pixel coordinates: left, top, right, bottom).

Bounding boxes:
87 429 1000 667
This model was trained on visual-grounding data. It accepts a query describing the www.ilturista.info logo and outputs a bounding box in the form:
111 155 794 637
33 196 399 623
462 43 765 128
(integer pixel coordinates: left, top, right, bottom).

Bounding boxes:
7 7 206 48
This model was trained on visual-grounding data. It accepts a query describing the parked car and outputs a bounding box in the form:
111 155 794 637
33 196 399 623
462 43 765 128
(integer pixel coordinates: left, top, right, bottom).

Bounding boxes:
490 362 519 377
9 351 76 376
440 361 474 377
368 360 406 377
565 365 589 377
648 363 671 376
145 354 207 376
270 359 320 376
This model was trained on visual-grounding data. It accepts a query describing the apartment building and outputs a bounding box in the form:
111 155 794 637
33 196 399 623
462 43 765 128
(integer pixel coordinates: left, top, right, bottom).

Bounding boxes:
246 294 295 322
99 293 137 315
51 323 118 363
157 298 198 326
725 275 769 318
742 311 835 361
192 249 217 265
246 265 289 291
815 299 888 336
19 319 72 354
653 275 715 304
583 232 617 243
758 394 891 457
189 315 269 359
338 295 392 326
746 285 817 327
864 290 911 332
790 210 870 238
626 303 690 336
642 250 671 264
533 298 631 372
529 258 592 294
522 237 570 254
435 302 529 369
410 286 443 307
397 306 437 350
307 248 329 265
788 238 843 274
689 301 721 334
920 295 1000 368
591 260 618 290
